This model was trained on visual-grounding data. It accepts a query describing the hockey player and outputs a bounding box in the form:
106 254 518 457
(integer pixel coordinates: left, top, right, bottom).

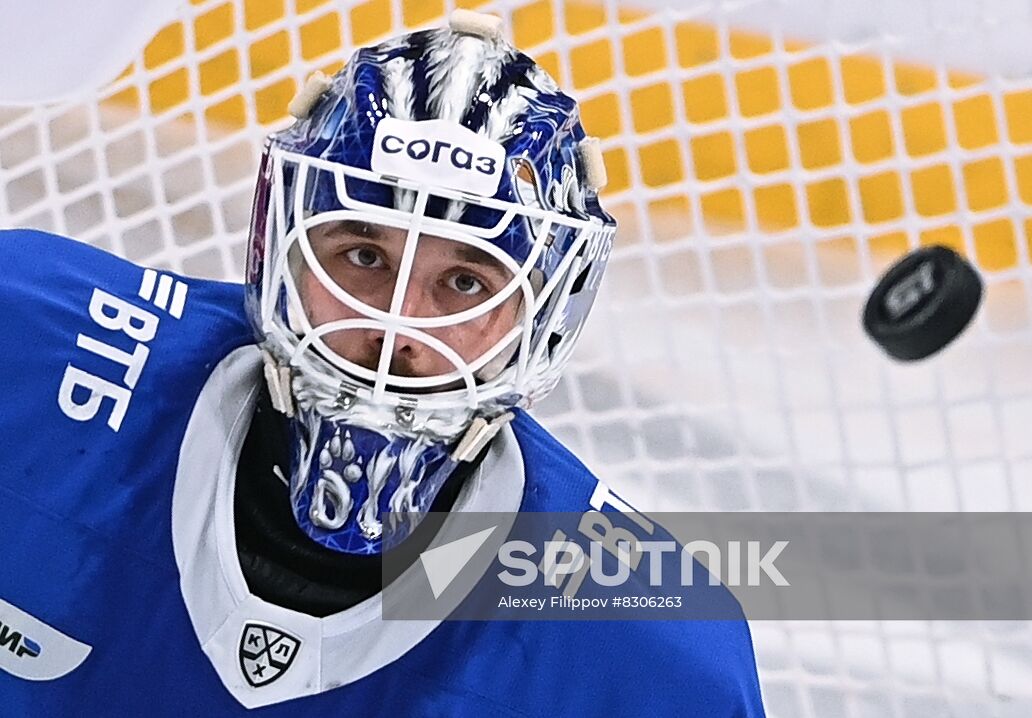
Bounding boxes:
0 11 765 716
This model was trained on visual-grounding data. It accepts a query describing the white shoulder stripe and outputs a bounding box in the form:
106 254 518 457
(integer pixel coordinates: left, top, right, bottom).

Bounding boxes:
169 280 189 319
139 269 189 319
153 274 174 310
138 268 157 301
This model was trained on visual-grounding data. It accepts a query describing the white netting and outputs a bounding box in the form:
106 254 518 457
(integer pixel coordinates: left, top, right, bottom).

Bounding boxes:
2 0 1031 715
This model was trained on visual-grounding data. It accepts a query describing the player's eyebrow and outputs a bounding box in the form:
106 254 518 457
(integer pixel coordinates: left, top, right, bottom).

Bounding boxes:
321 219 386 241
453 244 508 274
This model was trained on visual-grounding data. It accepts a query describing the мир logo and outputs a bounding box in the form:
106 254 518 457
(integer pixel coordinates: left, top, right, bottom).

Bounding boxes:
0 619 41 659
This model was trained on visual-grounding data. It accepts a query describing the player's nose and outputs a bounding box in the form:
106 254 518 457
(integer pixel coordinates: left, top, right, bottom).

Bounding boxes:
399 276 435 319
353 278 451 377
364 329 437 377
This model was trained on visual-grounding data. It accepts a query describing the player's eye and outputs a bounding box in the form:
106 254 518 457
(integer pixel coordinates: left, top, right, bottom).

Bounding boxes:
345 246 385 269
446 272 485 296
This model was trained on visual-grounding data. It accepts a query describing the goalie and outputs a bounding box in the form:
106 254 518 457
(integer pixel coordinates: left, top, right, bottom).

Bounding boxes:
0 12 765 716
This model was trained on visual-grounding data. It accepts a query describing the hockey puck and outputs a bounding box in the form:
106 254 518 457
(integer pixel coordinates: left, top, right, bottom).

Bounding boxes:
862 244 983 361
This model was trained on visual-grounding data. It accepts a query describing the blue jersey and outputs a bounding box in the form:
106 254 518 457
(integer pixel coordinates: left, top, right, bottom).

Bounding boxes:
0 229 764 716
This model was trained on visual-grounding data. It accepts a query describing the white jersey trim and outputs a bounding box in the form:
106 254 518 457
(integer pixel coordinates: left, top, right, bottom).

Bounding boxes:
172 346 526 709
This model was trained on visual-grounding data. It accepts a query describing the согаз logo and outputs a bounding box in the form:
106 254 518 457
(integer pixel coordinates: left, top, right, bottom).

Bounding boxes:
379 134 498 176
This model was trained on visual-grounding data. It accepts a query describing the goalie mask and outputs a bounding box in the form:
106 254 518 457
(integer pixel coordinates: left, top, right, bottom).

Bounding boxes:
245 13 616 554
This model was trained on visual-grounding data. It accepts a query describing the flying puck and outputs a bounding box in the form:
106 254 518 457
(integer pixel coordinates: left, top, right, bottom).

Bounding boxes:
862 244 983 361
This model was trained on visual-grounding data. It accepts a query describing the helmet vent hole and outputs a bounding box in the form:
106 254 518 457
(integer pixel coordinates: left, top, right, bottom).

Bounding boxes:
547 332 564 356
570 264 592 294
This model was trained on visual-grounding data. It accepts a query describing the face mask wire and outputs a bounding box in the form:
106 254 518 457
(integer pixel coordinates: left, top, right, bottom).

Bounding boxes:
258 147 615 437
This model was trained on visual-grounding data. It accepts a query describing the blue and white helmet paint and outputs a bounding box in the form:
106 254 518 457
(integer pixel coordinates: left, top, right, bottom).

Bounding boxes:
245 12 617 554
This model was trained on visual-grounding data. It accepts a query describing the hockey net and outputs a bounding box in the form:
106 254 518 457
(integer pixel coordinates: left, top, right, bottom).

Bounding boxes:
2 0 1031 714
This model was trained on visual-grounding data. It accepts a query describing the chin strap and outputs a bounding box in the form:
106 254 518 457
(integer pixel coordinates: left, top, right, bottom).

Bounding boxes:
451 411 514 463
263 351 295 417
